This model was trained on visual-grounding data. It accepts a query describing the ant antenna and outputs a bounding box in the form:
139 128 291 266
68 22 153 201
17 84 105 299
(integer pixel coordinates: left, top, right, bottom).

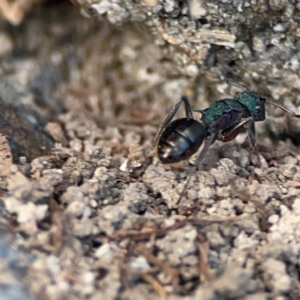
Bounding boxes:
265 101 300 118
226 80 250 91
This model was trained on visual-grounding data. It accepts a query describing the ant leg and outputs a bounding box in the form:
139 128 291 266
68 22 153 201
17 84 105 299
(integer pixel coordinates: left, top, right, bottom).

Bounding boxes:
221 117 261 166
266 101 300 118
220 117 261 164
194 133 218 167
247 121 261 166
153 96 193 147
177 133 217 205
222 117 252 142
182 96 194 119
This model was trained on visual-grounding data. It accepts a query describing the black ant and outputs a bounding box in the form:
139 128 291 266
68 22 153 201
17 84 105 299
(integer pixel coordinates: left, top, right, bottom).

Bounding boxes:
154 82 300 204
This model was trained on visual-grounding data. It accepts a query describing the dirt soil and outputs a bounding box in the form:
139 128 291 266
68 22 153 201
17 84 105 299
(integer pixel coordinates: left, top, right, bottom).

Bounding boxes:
0 1 300 300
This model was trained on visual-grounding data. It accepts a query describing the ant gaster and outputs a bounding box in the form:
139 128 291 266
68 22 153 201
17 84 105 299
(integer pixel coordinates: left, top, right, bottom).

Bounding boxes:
154 82 300 204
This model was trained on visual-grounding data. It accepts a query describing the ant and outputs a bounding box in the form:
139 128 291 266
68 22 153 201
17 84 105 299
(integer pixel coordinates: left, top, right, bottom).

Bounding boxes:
153 82 300 204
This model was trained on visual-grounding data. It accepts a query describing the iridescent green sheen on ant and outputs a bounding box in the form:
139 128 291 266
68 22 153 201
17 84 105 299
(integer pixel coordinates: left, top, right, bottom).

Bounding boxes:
234 91 266 121
201 99 246 130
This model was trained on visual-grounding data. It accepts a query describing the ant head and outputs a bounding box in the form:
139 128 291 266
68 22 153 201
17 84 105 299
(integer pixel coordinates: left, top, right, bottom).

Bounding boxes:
234 90 266 121
225 81 266 121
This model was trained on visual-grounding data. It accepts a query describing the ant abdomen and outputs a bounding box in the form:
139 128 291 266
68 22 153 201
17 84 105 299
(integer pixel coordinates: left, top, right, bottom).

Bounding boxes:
157 118 208 164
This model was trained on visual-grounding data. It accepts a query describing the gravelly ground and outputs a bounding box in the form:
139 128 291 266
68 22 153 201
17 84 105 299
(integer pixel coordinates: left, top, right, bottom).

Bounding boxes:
0 1 300 300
